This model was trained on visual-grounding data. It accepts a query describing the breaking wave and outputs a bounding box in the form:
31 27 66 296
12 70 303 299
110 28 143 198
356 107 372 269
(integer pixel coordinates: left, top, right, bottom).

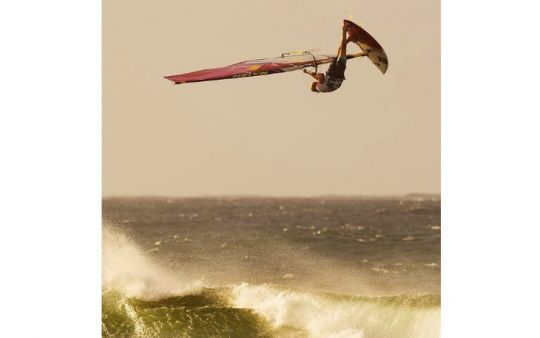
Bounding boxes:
102 226 439 337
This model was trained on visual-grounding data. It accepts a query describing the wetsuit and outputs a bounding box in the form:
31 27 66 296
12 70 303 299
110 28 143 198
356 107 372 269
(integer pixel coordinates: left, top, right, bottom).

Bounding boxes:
316 56 347 93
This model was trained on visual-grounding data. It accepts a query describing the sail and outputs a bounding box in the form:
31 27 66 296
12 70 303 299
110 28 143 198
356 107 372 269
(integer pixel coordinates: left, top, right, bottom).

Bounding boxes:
164 52 336 84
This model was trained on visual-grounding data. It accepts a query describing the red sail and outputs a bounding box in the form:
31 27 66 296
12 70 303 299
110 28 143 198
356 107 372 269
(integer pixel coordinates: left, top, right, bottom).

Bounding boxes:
164 53 335 84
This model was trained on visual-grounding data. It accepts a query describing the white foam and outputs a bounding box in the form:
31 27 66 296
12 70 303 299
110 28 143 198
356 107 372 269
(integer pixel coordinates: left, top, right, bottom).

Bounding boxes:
231 283 440 338
102 226 202 300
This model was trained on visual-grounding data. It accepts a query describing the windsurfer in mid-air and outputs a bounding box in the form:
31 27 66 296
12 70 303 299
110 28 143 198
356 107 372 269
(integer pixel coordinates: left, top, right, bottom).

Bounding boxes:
304 22 367 93
165 20 387 86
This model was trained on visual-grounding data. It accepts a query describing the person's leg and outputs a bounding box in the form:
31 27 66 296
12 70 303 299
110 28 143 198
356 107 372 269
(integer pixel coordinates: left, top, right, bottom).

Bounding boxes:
327 26 351 80
336 27 348 58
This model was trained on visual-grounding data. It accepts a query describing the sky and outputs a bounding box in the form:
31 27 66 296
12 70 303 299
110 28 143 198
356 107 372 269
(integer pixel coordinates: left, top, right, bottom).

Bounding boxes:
103 0 440 197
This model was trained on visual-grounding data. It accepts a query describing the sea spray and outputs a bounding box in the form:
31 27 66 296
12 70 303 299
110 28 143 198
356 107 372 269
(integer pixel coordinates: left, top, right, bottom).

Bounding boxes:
102 225 202 299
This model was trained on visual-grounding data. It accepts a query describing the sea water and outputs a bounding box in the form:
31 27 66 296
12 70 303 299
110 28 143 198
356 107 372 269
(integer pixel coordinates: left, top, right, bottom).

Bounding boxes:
102 197 440 337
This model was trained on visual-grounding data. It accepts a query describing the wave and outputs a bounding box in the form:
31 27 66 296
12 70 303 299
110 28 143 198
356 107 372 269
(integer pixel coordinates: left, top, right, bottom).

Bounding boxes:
102 225 440 337
231 283 439 338
103 285 439 338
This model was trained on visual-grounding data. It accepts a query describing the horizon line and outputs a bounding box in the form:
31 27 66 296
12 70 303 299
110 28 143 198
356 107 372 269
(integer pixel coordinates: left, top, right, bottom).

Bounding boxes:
102 192 441 199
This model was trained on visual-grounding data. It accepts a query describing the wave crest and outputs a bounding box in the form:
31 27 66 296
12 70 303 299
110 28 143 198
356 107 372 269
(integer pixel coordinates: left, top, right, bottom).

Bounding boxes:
230 283 440 338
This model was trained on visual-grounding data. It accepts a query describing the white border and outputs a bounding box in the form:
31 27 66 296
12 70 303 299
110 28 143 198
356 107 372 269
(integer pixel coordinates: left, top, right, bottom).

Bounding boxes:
443 0 540 336
0 0 101 336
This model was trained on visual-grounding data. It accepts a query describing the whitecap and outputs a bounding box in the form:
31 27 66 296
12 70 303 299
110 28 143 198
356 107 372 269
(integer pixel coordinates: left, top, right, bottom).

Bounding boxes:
230 283 440 338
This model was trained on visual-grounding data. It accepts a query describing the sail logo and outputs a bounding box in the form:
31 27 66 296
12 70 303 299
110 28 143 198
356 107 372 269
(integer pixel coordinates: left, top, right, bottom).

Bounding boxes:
233 71 269 78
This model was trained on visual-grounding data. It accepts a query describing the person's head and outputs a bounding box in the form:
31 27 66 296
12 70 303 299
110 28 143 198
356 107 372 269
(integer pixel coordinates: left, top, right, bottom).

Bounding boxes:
310 82 319 93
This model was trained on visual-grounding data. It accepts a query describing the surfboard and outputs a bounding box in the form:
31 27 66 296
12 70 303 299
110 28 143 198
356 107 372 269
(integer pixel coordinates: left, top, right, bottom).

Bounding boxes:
344 20 389 74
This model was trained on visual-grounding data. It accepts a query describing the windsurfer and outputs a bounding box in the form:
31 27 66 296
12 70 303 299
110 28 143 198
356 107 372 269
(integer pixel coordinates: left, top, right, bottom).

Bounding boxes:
304 23 366 93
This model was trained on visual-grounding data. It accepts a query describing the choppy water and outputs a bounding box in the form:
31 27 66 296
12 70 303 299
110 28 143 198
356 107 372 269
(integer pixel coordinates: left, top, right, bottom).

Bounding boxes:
103 196 440 337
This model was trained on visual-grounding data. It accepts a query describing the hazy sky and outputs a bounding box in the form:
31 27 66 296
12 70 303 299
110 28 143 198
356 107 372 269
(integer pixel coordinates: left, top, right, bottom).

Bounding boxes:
103 0 440 197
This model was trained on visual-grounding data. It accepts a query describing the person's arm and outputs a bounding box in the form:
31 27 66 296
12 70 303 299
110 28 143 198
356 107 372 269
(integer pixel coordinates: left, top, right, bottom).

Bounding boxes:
303 69 317 79
303 69 324 82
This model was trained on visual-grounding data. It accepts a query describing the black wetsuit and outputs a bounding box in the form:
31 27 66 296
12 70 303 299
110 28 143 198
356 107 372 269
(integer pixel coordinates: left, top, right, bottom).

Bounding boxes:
316 56 347 93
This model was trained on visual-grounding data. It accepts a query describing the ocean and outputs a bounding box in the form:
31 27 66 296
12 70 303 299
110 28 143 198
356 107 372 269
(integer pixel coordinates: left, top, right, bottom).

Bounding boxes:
102 196 440 337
